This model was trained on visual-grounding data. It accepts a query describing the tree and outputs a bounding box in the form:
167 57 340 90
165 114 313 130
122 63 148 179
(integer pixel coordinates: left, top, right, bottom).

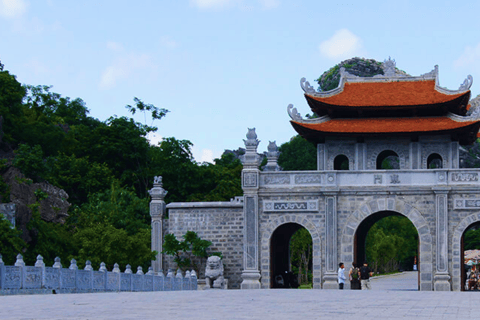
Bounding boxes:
162 231 219 273
290 228 312 284
278 135 317 171
365 215 418 273
464 226 480 250
0 216 26 265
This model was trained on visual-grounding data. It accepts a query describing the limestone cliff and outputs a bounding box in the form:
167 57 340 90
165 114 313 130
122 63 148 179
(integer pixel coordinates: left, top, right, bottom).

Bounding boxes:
1 167 70 242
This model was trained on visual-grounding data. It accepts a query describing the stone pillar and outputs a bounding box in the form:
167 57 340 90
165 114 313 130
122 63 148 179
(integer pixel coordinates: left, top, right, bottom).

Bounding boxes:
410 142 420 169
148 176 168 274
317 143 325 170
263 141 281 171
450 142 459 169
240 128 262 289
323 191 339 289
433 187 451 291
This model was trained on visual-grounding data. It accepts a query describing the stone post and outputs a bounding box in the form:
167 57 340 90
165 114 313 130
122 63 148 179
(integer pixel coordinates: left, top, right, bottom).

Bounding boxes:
263 141 281 171
323 191 339 289
53 257 62 268
69 259 78 270
0 254 4 290
433 187 451 291
240 128 262 289
148 176 168 274
191 270 198 290
15 254 25 289
35 255 46 288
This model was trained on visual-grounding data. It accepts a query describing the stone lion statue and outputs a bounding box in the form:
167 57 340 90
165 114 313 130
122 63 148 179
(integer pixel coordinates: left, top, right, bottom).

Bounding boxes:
205 256 225 289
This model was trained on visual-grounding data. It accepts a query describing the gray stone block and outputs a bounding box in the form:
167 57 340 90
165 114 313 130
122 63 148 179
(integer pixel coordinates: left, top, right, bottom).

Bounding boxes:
4 266 22 289
23 266 42 289
44 267 60 289
93 271 106 291
120 273 131 291
76 269 92 291
60 269 76 289
106 272 120 291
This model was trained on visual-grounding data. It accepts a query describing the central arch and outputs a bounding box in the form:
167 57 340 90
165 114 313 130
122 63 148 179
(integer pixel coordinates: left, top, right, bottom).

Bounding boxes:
341 198 433 291
261 215 322 289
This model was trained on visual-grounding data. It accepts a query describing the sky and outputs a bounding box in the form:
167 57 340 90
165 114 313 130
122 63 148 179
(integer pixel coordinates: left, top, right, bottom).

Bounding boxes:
2 0 480 163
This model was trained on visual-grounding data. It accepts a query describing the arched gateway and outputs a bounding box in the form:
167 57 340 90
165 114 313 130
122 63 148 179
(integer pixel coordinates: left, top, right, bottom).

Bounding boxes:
153 59 480 291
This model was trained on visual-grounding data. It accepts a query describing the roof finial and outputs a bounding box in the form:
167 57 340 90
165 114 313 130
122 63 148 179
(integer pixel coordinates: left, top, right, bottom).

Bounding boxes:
383 57 396 77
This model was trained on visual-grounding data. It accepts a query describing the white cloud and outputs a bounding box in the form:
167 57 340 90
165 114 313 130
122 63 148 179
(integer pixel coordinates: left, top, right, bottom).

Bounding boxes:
160 36 178 49
454 43 480 69
0 0 28 19
319 29 365 60
200 149 214 163
190 0 278 10
190 0 231 9
106 41 124 52
147 132 163 146
99 43 154 90
259 0 279 9
24 58 49 75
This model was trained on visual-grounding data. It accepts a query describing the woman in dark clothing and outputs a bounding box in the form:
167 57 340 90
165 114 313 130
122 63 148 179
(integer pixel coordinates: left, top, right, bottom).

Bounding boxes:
349 262 361 290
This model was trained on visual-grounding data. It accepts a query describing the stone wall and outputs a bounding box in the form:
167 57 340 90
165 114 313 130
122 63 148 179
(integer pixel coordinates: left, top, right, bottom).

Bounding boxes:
165 199 244 289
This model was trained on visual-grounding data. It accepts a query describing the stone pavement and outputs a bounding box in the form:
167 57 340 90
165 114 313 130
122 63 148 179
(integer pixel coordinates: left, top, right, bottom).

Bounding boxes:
0 272 477 319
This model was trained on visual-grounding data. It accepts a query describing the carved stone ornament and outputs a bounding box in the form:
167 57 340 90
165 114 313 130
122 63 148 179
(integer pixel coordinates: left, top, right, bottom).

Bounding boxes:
454 198 480 209
294 174 321 184
149 176 168 200
287 104 303 121
205 256 225 289
459 75 473 91
243 172 258 187
263 200 318 212
300 77 316 93
153 176 163 186
450 172 479 182
383 57 396 77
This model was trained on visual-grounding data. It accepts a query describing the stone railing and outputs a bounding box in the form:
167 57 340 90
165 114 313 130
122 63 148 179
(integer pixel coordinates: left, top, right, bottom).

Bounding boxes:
0 254 197 294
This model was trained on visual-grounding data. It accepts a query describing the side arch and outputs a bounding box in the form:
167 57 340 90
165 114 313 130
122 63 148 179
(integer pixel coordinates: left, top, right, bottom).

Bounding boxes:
340 197 433 291
451 212 480 291
260 215 322 289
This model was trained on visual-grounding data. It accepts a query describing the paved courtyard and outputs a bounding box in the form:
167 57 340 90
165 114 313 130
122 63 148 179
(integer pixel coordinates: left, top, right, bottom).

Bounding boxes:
0 272 477 319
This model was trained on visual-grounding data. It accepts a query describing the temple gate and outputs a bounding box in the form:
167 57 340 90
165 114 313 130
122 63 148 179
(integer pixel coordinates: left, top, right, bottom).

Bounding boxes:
152 59 480 291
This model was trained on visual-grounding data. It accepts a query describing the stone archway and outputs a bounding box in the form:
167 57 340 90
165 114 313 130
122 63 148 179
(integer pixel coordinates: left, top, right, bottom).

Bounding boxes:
451 212 480 291
340 198 433 291
261 215 322 289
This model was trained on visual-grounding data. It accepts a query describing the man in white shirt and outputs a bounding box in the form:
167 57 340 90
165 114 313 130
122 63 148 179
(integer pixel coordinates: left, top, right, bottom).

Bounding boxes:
338 262 346 289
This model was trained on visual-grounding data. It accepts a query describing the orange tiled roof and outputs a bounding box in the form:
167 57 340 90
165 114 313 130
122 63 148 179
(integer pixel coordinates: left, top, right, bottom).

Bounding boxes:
291 117 480 134
307 80 467 107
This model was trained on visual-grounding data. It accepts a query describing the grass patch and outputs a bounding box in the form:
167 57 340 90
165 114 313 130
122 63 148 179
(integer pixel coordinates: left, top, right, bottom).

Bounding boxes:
298 283 312 289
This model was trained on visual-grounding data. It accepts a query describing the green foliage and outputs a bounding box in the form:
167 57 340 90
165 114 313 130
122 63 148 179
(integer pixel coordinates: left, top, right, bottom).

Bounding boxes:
290 228 312 284
162 231 217 272
365 216 418 273
278 136 317 171
464 227 480 250
69 182 153 269
73 224 154 270
25 191 74 266
13 144 47 181
44 153 114 205
0 215 26 265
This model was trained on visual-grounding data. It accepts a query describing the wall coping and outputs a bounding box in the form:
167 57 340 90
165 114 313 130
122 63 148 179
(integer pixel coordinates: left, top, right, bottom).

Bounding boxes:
166 197 244 209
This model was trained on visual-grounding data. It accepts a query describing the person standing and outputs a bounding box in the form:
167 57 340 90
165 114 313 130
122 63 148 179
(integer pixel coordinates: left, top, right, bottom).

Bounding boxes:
360 261 373 290
338 262 346 289
349 262 361 290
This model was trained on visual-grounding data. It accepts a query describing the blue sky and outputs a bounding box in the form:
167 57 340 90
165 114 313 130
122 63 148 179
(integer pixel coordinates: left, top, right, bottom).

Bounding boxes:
1 0 480 162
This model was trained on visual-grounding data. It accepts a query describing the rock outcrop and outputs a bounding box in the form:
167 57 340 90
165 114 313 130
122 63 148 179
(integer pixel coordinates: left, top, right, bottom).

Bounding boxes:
1 167 70 242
